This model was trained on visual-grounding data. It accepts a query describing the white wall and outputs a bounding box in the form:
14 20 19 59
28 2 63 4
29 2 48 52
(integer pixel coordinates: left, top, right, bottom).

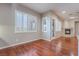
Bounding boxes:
0 4 41 48
0 4 13 47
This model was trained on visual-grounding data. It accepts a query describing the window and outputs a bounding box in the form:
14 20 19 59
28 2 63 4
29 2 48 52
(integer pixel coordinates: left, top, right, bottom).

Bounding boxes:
15 10 37 33
15 11 23 32
42 17 48 32
42 16 51 32
27 14 37 32
22 13 28 32
42 17 46 32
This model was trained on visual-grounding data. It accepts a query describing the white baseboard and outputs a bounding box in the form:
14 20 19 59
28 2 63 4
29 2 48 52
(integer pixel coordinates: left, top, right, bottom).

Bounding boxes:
0 36 62 50
0 39 39 49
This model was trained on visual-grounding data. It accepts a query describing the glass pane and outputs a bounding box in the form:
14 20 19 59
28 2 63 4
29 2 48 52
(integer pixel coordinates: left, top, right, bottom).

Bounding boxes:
31 16 37 31
15 11 23 32
42 17 47 32
27 14 31 32
23 13 28 32
15 10 37 32
27 14 37 32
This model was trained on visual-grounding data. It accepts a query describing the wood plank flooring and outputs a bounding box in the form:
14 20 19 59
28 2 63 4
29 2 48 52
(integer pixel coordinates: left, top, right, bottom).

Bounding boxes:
0 36 78 56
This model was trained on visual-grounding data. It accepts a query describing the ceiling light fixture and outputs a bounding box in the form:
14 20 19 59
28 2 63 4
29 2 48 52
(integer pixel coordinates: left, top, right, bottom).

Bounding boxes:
62 11 66 14
69 17 75 19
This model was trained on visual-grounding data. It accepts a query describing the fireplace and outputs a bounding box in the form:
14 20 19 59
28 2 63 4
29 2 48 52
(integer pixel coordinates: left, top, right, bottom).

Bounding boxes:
65 29 71 34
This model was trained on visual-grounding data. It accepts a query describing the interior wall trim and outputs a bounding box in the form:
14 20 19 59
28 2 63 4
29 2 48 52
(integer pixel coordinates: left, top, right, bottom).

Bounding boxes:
0 39 39 50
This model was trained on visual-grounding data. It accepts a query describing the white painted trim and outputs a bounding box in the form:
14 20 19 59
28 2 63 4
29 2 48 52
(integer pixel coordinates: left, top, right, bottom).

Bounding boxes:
0 39 39 49
51 36 62 40
42 39 50 41
0 36 62 50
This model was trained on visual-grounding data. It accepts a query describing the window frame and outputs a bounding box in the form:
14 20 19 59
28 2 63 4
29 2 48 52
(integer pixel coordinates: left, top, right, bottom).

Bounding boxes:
15 10 37 33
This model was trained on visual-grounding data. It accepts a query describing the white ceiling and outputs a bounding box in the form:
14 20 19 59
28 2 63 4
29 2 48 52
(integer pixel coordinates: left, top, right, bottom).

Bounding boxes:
22 3 79 20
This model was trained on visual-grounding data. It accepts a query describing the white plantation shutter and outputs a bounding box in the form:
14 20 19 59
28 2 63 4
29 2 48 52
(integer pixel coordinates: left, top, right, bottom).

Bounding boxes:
23 13 28 32
27 14 37 32
15 11 23 32
15 10 37 33
31 15 37 32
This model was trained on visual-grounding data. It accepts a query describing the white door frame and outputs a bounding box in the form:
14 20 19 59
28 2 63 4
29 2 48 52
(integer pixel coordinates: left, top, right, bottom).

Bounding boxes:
75 21 79 56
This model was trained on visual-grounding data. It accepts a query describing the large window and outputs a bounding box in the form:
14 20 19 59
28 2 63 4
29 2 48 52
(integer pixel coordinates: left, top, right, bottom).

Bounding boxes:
42 17 47 32
42 16 51 32
15 10 37 33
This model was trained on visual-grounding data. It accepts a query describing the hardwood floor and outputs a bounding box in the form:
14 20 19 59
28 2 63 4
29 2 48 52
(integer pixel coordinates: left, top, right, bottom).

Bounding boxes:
0 37 78 56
